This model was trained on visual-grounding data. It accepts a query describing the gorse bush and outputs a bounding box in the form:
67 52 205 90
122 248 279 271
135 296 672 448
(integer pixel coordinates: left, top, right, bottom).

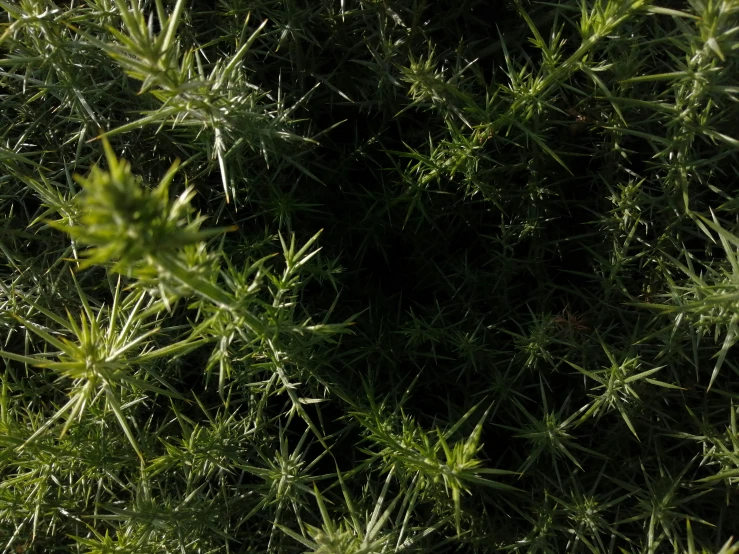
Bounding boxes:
1 0 739 552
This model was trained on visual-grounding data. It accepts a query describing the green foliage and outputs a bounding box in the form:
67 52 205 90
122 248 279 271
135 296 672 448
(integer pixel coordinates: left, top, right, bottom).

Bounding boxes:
2 0 739 552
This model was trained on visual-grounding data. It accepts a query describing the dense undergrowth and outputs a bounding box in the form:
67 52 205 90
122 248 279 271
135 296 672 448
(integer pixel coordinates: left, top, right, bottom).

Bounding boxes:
1 0 739 552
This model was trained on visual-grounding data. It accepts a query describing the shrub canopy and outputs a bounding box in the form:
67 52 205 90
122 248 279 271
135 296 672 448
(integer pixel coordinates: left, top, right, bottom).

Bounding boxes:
1 0 739 552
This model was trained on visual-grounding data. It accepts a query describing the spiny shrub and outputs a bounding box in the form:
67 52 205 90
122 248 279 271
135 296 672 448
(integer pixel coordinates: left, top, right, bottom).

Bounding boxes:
1 0 739 552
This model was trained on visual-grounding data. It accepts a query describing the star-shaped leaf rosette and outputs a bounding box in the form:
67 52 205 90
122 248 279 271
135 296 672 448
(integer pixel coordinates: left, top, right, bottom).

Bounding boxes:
52 138 233 304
